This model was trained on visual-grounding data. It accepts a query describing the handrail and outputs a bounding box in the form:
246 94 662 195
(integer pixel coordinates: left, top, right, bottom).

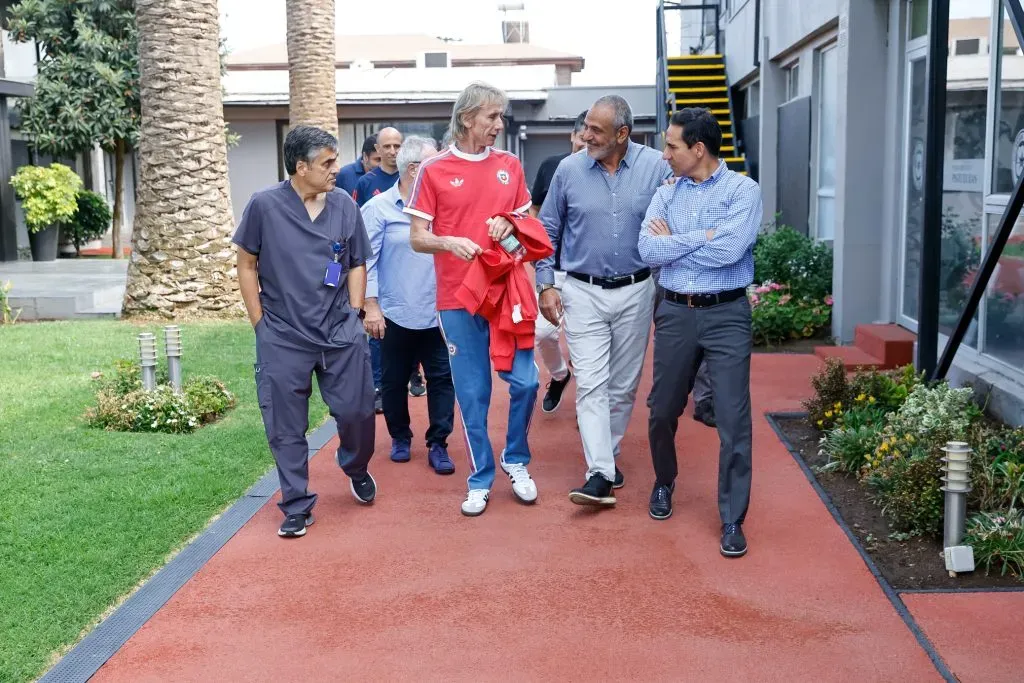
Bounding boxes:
935 0 1024 379
656 1 670 140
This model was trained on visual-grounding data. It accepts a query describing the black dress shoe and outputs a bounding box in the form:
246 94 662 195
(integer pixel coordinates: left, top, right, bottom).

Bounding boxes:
374 388 383 414
613 466 624 489
693 400 716 428
568 474 616 506
720 523 747 557
542 371 572 413
649 483 674 520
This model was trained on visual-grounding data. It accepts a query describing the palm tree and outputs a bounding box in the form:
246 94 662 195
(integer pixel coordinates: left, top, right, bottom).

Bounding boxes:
123 0 238 318
287 0 338 138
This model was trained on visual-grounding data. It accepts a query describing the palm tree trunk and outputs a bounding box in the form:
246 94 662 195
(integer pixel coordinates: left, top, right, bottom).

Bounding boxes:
124 0 238 318
287 0 338 138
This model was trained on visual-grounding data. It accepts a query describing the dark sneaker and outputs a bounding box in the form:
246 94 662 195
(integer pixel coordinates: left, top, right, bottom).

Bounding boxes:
568 474 616 506
541 371 572 413
428 443 455 475
278 513 314 538
350 473 377 504
409 371 426 397
390 439 411 463
721 523 747 557
693 400 716 428
374 388 383 414
649 483 674 520
613 466 624 489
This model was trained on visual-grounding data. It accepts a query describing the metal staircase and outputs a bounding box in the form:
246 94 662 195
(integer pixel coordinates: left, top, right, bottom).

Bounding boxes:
656 2 748 174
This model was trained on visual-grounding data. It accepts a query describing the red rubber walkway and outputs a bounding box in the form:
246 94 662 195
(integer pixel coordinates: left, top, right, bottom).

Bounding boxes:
91 354 987 681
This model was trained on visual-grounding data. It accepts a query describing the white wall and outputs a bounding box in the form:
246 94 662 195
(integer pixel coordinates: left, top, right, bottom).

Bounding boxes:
723 0 759 84
226 119 280 225
1 30 37 82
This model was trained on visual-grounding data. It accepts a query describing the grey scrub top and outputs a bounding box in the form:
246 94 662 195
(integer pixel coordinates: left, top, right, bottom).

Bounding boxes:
233 180 372 351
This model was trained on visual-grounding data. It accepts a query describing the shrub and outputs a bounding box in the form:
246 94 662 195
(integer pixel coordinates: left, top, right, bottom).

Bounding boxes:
822 424 883 474
884 383 979 445
804 358 851 430
9 163 83 233
963 510 1024 577
64 190 112 255
863 444 945 536
849 365 924 415
85 359 235 434
753 225 833 300
970 425 1024 513
750 283 832 345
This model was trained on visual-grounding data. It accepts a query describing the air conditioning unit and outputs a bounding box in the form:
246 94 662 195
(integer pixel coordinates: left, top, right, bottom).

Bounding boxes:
418 51 451 68
350 58 374 71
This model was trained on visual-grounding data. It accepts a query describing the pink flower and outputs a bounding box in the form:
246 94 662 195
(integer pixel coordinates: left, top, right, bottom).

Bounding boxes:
749 293 760 305
755 285 771 294
824 295 834 306
778 294 792 305
771 283 784 291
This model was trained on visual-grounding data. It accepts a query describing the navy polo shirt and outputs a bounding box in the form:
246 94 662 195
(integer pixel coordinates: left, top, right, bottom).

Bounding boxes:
233 181 372 350
335 159 367 195
353 167 399 207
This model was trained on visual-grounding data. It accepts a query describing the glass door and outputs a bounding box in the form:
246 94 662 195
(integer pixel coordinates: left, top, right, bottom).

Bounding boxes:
899 48 929 327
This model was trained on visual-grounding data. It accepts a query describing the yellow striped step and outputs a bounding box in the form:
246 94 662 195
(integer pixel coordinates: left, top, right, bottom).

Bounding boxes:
670 87 727 93
674 97 729 104
667 64 725 70
671 75 726 82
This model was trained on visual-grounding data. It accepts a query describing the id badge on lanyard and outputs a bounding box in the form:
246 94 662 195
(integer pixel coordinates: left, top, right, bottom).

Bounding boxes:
323 240 345 287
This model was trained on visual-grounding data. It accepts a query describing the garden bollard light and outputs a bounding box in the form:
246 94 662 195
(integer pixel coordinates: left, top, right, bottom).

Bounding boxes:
163 325 183 394
940 440 975 575
138 332 158 391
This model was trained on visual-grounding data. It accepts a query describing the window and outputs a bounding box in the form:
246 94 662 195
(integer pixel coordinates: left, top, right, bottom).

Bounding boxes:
746 82 760 119
909 0 928 40
785 62 800 101
420 52 450 68
815 46 837 240
992 7 1024 195
953 38 980 56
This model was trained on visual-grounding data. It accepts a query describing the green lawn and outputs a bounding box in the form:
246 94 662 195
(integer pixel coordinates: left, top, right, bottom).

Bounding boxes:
0 319 328 682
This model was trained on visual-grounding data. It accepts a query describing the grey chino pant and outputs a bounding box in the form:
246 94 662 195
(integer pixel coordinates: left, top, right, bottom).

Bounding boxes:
254 319 376 516
647 294 753 525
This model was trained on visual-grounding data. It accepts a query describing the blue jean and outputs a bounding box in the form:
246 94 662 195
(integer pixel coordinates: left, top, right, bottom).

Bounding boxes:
438 309 539 491
369 336 383 389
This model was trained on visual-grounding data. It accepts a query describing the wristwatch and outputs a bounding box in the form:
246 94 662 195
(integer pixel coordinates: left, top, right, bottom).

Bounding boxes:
537 283 555 295
357 308 366 320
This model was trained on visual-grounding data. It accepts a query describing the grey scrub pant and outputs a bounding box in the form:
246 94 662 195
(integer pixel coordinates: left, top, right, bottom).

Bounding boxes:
647 295 753 525
654 280 712 406
254 320 376 516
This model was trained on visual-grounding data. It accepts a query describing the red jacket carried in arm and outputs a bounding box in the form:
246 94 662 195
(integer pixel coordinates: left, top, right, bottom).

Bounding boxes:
454 212 555 372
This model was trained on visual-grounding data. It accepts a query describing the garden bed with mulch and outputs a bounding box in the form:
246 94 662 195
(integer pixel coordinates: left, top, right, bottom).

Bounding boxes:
773 414 1023 590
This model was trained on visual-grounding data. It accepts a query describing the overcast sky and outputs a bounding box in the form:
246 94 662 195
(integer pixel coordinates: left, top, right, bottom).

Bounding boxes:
218 0 660 87
216 0 991 88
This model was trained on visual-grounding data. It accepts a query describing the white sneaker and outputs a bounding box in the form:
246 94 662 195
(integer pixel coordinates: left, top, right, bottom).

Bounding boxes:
461 489 490 516
501 461 538 503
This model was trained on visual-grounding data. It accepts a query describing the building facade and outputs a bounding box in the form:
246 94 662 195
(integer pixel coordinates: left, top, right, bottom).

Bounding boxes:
707 0 1022 422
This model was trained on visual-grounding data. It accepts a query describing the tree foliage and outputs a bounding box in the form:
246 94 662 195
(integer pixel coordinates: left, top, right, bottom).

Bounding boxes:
6 0 140 158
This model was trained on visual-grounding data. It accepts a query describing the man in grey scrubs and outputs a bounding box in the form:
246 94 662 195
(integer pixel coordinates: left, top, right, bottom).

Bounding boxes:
234 125 377 539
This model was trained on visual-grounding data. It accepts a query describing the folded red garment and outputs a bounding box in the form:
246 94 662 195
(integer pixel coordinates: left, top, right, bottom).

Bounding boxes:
454 212 554 372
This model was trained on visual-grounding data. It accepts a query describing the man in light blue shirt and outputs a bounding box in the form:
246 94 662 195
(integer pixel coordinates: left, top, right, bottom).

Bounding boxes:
535 95 671 509
361 136 455 474
639 107 763 558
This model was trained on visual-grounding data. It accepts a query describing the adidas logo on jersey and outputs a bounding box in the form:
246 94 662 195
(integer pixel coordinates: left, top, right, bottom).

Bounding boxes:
450 177 464 187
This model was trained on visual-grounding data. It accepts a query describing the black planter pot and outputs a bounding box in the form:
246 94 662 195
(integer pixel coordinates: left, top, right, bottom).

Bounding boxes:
29 225 59 262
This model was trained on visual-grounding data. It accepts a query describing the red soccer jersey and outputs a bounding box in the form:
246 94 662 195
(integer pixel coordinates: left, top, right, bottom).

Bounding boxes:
404 145 532 310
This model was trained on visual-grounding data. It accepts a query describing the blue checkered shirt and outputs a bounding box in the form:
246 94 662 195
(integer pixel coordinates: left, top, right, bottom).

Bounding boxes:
535 141 672 285
638 160 763 294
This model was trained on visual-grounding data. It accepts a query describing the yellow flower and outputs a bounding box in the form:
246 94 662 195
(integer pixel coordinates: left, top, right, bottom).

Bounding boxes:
834 401 842 409
889 435 898 445
825 410 833 418
879 442 889 452
817 420 824 427
856 393 866 402
868 396 876 404
905 434 914 443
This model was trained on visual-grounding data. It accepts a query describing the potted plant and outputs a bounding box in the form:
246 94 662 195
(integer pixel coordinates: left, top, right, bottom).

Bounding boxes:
64 190 112 257
9 163 83 261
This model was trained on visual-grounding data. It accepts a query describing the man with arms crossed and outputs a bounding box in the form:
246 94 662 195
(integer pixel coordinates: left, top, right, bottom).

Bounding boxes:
639 107 762 558
406 81 540 517
536 95 671 508
234 126 377 538
362 136 457 475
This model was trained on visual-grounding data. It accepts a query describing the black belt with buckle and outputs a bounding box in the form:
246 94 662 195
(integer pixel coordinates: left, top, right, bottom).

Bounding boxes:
665 287 746 308
567 268 651 290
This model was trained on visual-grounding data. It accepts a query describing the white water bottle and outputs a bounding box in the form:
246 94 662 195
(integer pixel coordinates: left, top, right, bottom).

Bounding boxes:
499 233 526 261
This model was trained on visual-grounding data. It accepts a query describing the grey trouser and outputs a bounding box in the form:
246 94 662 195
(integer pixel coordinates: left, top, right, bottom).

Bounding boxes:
254 320 376 516
647 295 753 525
562 275 655 482
655 280 712 405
